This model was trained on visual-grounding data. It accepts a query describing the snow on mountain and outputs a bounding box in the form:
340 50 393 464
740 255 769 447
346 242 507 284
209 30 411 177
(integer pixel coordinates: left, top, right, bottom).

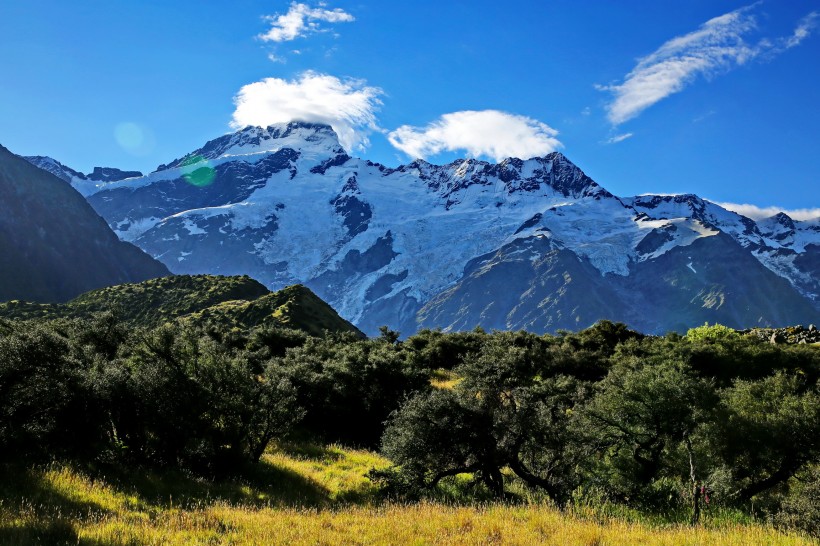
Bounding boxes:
158 122 347 170
45 122 819 334
24 155 143 196
628 194 820 305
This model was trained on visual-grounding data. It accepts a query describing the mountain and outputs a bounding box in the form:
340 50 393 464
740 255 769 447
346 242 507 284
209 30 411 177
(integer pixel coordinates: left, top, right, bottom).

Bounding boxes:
0 144 168 303
24 155 143 196
31 122 820 335
0 274 364 337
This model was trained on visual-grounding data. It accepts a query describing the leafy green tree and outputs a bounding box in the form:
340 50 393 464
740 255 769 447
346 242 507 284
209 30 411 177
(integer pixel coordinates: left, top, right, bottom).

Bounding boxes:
271 335 428 446
402 328 487 371
382 331 584 502
686 323 739 343
776 465 820 538
575 356 715 504
122 323 301 471
707 372 820 501
0 321 114 460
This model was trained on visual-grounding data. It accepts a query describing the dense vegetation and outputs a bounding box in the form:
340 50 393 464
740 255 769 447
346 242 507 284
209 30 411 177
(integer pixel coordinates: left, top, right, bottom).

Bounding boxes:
0 274 364 337
1 306 819 540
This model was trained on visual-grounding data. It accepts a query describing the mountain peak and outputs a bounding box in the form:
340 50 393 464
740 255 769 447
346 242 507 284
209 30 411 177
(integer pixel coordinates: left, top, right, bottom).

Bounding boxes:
771 211 796 226
24 155 87 183
630 193 709 221
158 121 345 171
87 166 143 182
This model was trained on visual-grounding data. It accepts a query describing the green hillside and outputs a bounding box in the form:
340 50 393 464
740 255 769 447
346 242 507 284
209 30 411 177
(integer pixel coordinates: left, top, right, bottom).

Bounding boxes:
0 274 363 337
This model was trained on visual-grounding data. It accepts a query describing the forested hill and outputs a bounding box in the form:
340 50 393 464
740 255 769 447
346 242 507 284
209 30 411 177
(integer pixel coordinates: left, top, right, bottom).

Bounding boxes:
0 274 363 337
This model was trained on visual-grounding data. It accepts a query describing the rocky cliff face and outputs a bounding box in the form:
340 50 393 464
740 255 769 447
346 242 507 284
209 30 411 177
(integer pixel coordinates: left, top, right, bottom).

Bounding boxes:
1 145 168 303
28 123 819 334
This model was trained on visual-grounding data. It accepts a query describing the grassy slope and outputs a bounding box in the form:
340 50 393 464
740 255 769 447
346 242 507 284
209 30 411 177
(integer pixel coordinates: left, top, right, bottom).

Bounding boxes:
0 274 363 337
0 444 813 546
185 284 365 338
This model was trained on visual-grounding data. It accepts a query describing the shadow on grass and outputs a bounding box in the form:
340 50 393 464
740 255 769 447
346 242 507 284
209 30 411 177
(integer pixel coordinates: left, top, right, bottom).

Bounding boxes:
0 440 383 523
0 463 110 519
0 519 79 546
98 455 333 511
0 464 111 546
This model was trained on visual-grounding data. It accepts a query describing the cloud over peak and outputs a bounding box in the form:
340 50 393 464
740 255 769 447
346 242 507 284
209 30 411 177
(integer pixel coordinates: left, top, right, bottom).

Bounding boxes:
259 2 354 43
230 72 382 152
600 4 818 125
388 110 563 162
715 201 820 222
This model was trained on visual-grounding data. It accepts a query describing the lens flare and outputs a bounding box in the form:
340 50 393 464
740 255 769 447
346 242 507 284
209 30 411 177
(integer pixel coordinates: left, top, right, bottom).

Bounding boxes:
180 154 216 187
114 122 156 156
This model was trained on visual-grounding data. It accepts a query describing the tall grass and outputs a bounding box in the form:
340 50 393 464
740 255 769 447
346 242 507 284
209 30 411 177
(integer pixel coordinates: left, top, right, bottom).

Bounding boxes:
0 445 814 545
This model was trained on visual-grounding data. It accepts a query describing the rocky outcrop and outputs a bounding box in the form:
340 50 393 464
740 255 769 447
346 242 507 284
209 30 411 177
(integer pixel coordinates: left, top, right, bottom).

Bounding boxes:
742 324 820 344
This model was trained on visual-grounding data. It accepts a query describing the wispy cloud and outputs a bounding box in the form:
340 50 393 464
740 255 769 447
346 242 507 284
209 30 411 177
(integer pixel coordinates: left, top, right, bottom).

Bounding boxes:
259 2 354 43
785 11 819 48
692 110 716 123
230 71 382 152
388 110 562 162
600 4 818 125
605 132 634 144
715 201 820 221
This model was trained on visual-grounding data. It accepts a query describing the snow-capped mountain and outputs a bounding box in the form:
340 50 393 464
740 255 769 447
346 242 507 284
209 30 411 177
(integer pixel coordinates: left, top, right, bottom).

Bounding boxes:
32 122 819 335
24 156 143 196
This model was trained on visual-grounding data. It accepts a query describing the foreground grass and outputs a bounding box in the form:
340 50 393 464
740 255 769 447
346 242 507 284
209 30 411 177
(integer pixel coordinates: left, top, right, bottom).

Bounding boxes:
0 445 814 545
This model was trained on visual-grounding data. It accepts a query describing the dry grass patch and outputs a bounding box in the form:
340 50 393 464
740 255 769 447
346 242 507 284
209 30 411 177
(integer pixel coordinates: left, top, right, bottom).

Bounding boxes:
74 503 816 545
1 446 816 545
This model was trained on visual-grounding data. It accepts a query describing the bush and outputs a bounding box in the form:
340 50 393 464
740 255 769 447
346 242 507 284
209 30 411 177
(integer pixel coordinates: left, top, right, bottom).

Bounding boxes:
122 323 302 472
272 336 429 447
776 466 820 537
0 321 112 460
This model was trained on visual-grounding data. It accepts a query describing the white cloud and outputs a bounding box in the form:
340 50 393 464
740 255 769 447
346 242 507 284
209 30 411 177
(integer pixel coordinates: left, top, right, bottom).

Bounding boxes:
387 110 562 162
259 2 354 43
230 71 383 152
600 5 818 125
715 201 820 221
785 11 819 48
605 132 634 144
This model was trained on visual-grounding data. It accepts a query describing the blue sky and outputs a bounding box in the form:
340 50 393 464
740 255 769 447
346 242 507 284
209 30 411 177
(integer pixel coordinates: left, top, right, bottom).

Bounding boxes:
1 0 818 218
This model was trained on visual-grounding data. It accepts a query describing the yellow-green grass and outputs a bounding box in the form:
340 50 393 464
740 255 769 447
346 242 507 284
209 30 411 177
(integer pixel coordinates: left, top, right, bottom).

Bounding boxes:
1 445 814 545
430 368 462 390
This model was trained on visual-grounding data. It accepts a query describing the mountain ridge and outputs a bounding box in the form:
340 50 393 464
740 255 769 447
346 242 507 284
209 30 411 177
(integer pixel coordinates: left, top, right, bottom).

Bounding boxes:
23 123 819 334
0 144 168 303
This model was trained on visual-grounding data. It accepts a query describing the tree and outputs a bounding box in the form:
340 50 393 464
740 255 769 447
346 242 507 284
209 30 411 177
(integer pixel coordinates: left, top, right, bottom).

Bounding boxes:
402 328 487 371
271 335 428 446
122 323 301 472
381 332 584 502
575 356 715 505
707 372 820 502
0 322 114 460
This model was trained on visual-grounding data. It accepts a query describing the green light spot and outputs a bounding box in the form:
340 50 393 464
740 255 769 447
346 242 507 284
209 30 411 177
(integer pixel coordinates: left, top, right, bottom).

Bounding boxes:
180 154 216 187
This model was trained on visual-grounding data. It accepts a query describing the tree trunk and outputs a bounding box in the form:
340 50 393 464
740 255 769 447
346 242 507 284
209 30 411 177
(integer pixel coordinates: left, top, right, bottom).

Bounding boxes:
690 483 701 525
736 460 802 501
685 432 700 525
